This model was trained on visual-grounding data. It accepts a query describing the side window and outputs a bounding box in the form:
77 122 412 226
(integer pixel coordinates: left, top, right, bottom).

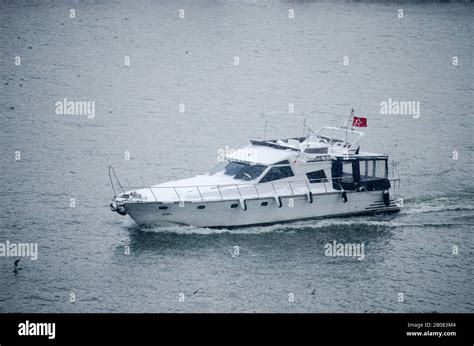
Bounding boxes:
342 162 353 177
340 162 354 183
259 166 294 183
360 160 387 179
306 170 328 183
375 160 387 178
368 160 375 178
359 160 368 179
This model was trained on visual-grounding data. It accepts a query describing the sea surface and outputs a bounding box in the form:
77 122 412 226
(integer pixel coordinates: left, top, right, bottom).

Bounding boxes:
0 0 473 313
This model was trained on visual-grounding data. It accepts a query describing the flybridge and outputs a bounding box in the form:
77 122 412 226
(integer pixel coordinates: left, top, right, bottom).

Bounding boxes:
248 126 365 157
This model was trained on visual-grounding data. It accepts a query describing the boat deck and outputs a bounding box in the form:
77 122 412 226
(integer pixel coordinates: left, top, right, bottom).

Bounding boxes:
127 180 331 203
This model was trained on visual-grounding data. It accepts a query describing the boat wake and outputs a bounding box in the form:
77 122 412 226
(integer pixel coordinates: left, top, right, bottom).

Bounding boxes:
121 213 469 235
400 195 474 216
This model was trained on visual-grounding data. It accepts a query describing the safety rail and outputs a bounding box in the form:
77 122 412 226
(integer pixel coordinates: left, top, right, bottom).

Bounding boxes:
110 161 401 203
121 179 323 203
120 178 401 204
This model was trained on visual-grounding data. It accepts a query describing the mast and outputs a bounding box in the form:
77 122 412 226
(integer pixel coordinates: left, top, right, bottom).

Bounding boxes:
345 108 354 144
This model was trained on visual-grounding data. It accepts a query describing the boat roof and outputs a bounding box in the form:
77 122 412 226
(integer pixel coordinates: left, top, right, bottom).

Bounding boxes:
225 145 295 166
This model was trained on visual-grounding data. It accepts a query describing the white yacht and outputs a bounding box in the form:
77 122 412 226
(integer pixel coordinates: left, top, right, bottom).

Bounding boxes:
109 122 401 228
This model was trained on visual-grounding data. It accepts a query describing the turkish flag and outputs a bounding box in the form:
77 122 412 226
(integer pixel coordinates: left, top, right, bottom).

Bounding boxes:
352 116 367 127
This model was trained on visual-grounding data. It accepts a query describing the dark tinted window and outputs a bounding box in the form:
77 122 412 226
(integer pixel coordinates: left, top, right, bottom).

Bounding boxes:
224 162 245 176
222 162 267 181
234 165 266 181
259 166 294 183
306 170 328 183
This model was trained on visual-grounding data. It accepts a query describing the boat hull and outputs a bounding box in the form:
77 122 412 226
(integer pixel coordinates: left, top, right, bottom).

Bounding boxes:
123 190 401 229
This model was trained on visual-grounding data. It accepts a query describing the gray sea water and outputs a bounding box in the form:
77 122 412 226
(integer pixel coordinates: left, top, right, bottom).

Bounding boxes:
0 0 473 313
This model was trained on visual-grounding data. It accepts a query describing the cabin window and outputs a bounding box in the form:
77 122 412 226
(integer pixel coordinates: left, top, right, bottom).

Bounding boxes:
367 160 375 178
331 160 356 190
224 162 244 176
341 162 354 183
209 161 267 181
230 203 238 208
197 205 206 210
158 206 168 210
359 160 369 179
375 160 387 178
306 170 328 183
359 160 387 180
342 162 353 176
215 161 267 181
259 166 294 183
234 164 266 181
261 201 268 206
357 159 390 191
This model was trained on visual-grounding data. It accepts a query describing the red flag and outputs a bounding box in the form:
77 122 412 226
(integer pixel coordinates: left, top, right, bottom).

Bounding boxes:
352 116 367 127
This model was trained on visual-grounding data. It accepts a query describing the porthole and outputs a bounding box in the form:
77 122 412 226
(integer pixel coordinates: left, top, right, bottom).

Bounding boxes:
230 203 238 208
158 206 168 210
197 205 206 210
261 201 268 206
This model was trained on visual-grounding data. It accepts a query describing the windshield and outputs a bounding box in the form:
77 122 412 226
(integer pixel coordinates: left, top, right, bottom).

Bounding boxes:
210 161 266 181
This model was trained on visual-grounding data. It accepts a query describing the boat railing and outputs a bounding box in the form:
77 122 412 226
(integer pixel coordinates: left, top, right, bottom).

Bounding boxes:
121 179 322 203
121 175 401 203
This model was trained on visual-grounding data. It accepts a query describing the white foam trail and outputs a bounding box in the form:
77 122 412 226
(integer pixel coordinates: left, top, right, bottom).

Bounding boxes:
122 218 404 235
402 203 474 215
